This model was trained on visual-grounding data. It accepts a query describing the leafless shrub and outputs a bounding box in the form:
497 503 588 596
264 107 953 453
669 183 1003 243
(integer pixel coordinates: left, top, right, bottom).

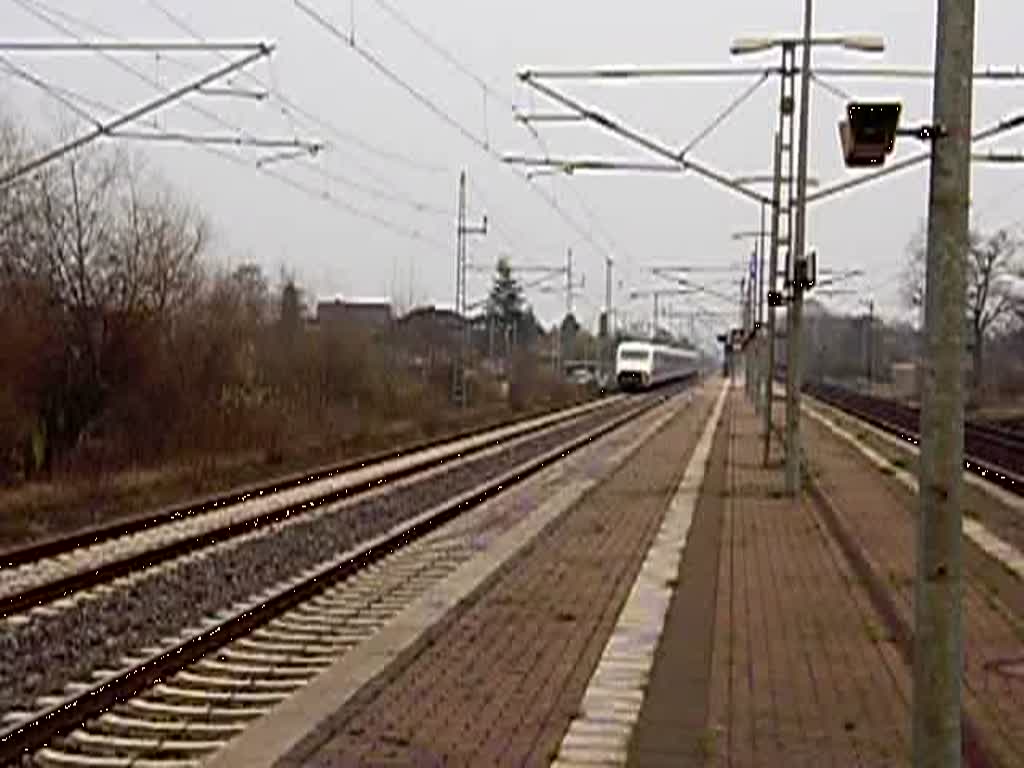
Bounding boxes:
0 111 578 509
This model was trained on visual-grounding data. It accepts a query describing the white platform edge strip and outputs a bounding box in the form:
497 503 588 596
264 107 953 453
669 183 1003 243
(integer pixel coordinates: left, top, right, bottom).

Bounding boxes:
549 378 730 768
802 403 1024 581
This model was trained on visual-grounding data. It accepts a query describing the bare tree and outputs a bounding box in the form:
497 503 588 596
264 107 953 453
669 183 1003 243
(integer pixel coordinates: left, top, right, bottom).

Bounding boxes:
0 133 209 469
901 220 1022 396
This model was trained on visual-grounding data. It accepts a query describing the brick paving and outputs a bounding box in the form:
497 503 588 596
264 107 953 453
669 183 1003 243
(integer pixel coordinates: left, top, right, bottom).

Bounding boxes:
552 380 729 768
634 386 912 767
804 395 1024 574
803 405 1024 768
277 382 721 768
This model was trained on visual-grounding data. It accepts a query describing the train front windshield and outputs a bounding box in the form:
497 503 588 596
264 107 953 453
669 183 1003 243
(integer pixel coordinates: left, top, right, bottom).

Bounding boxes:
618 349 650 362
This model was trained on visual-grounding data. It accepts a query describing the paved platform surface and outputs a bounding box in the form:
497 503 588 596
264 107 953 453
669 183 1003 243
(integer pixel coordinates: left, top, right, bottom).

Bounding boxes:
266 380 721 767
802 398 1024 768
627 384 913 767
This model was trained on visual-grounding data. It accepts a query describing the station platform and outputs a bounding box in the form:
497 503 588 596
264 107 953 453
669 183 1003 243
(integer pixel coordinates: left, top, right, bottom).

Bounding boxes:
551 380 912 767
209 376 1024 767
612 378 1024 767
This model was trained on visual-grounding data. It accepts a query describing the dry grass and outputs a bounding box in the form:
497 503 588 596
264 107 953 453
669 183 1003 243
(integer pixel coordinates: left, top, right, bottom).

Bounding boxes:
0 391 590 551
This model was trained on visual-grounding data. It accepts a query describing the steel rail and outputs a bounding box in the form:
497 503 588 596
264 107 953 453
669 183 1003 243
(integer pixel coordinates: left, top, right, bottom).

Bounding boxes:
0 398 627 617
799 379 1024 494
0 397 616 570
0 379 695 764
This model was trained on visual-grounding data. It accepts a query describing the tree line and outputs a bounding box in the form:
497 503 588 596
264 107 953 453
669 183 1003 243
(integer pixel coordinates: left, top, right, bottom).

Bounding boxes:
0 118 588 486
900 221 1024 400
0 122 433 483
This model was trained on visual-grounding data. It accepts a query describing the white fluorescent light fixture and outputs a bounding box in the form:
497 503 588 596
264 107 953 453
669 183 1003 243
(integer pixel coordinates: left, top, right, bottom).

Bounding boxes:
839 35 885 52
730 37 778 55
731 35 884 56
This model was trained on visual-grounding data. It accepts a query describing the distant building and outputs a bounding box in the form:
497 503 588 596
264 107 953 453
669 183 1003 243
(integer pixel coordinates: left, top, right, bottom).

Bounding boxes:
398 305 463 337
396 305 464 367
314 298 393 334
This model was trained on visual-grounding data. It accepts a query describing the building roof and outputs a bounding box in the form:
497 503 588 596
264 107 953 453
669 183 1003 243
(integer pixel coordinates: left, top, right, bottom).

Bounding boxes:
315 298 393 328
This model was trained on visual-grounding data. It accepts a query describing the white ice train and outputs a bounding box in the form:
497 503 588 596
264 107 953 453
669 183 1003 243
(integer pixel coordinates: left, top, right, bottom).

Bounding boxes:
615 341 700 392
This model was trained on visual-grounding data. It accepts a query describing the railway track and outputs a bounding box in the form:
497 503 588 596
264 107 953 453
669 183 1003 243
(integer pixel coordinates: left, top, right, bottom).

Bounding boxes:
0 394 624 618
802 380 1024 492
0 379 696 767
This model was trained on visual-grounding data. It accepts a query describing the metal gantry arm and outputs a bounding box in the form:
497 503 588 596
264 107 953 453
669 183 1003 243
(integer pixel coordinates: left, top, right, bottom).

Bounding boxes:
516 74 772 207
453 171 488 408
0 44 274 188
502 156 685 174
106 131 324 153
0 40 268 52
807 110 1024 204
651 269 740 306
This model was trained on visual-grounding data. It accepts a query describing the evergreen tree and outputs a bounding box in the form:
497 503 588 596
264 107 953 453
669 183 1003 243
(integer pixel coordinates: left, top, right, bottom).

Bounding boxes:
487 257 525 329
279 279 302 339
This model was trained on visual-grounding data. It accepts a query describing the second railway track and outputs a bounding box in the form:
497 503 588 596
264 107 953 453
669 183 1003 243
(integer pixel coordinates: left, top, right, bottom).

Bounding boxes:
802 380 1024 491
0 379 695 767
0 394 626 617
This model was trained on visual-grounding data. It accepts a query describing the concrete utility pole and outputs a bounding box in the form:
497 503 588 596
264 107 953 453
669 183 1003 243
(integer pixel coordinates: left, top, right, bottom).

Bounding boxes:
653 292 660 339
604 256 614 380
914 0 974 764
748 260 756 397
744 274 754 398
742 276 748 395
566 247 574 319
763 132 783 465
785 0 814 495
864 298 875 390
754 205 766 413
557 247 576 375
452 171 487 408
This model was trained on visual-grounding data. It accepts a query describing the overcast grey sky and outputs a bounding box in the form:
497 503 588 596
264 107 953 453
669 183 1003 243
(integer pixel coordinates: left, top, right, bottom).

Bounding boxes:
5 1 1024 349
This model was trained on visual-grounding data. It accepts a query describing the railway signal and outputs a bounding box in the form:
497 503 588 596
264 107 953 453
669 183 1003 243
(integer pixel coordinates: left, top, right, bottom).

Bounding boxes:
839 102 901 166
793 249 817 291
839 101 948 168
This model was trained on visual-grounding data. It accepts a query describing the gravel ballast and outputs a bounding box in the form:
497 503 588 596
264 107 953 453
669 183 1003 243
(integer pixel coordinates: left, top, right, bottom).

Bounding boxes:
0 397 648 718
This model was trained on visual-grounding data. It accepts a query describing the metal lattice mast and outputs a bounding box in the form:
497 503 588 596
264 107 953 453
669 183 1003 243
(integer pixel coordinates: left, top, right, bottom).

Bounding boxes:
453 171 468 406
785 0 814 495
452 171 487 407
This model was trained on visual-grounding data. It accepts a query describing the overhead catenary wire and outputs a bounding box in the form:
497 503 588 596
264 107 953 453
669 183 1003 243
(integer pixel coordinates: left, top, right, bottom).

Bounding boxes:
679 72 770 157
302 159 453 218
261 164 450 252
810 73 855 103
292 0 619 267
519 74 771 207
11 0 264 138
294 1 491 155
8 0 459 227
143 0 450 176
361 0 630 268
365 0 576 192
0 53 105 128
655 272 738 306
0 46 272 188
368 0 517 113
0 50 451 253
